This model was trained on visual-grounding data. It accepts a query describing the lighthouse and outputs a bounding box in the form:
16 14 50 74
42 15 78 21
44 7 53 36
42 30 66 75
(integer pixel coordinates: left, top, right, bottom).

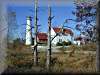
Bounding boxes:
25 16 32 45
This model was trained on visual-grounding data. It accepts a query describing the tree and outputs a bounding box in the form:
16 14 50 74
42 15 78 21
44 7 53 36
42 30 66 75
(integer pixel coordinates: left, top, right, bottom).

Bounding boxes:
96 0 100 72
33 0 38 66
46 6 52 71
74 0 100 72
73 0 97 42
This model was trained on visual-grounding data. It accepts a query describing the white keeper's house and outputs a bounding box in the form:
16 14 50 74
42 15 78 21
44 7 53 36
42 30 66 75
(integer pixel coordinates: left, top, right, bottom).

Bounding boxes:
51 27 74 45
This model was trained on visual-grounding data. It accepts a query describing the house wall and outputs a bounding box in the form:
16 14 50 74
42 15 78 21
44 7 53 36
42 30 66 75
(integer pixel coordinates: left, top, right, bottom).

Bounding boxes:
52 36 60 45
51 28 73 45
75 41 81 46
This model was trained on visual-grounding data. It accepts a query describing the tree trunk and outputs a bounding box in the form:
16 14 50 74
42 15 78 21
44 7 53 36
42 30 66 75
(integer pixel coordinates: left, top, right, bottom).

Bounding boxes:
96 1 100 72
47 6 52 71
34 0 38 66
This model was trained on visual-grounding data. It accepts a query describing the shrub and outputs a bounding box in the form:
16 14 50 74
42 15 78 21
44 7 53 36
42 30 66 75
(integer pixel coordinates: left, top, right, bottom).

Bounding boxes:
7 38 27 50
56 42 63 46
56 41 72 46
80 43 96 51
62 41 72 46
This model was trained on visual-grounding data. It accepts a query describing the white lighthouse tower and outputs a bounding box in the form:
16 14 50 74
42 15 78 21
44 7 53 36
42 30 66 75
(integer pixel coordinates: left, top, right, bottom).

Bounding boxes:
25 16 32 45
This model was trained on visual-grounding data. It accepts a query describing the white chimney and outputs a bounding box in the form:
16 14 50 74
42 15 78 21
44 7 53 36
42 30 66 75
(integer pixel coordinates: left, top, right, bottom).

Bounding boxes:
25 16 32 45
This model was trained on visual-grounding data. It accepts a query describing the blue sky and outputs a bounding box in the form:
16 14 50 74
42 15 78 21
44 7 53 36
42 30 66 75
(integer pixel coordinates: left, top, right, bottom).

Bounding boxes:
7 0 80 39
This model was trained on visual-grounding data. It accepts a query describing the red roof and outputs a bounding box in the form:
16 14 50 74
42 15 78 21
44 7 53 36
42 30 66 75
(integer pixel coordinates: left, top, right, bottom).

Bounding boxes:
37 33 48 41
53 27 73 36
63 29 73 35
53 28 61 33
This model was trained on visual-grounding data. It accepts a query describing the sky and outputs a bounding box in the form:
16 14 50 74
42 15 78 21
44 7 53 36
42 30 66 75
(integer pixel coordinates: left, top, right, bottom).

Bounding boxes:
7 0 80 39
